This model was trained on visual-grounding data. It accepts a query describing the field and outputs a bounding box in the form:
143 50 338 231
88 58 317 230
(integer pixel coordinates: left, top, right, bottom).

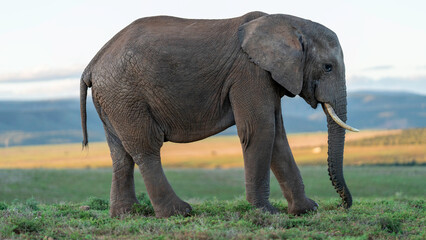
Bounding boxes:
1 167 425 239
0 128 425 169
0 196 424 239
0 128 425 239
0 167 425 203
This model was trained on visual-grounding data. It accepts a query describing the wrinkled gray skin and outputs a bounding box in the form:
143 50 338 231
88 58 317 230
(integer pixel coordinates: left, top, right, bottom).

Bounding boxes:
80 12 352 218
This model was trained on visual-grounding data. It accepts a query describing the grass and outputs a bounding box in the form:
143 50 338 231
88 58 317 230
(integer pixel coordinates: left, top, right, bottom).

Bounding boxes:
1 166 425 203
0 128 425 169
347 128 426 146
0 196 424 239
1 128 425 238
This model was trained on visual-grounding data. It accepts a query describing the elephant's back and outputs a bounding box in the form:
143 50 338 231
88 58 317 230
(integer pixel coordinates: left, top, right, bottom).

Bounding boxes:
88 15 240 89
128 12 267 40
86 12 267 72
87 16 232 80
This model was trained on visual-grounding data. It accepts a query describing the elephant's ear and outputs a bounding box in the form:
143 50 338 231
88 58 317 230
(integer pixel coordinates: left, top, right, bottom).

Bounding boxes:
238 15 305 95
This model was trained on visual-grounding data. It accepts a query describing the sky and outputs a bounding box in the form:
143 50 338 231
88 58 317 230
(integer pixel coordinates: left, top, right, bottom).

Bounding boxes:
0 0 425 100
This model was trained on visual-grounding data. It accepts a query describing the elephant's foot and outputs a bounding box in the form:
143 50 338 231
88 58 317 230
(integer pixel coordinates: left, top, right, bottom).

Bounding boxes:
249 200 279 214
110 199 140 217
259 203 279 214
288 197 318 215
153 198 192 218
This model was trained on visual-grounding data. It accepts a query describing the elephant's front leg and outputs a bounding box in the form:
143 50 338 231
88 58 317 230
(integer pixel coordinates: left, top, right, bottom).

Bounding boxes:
230 83 278 213
240 123 278 213
271 111 318 215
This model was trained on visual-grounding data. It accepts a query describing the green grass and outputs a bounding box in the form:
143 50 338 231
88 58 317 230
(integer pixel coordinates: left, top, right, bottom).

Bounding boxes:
1 166 425 203
1 129 425 238
1 167 425 239
0 196 424 239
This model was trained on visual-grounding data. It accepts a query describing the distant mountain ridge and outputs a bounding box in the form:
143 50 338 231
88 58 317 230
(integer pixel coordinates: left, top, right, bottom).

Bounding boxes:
282 91 426 133
0 91 425 147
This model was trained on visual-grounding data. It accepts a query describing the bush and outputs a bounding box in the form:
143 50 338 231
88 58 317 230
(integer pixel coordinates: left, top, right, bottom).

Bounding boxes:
0 202 7 210
85 197 109 211
133 193 154 216
379 216 402 234
10 217 41 234
136 192 152 207
25 198 39 211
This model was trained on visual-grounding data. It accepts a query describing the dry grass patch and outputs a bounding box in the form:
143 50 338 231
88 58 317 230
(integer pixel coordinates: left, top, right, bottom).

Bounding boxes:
0 129 423 169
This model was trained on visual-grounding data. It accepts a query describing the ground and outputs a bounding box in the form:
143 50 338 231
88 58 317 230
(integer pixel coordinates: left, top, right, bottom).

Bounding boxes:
0 128 425 239
0 196 424 239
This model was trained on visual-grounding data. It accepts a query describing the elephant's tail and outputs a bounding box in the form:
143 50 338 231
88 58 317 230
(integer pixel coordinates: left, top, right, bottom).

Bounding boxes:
80 70 92 149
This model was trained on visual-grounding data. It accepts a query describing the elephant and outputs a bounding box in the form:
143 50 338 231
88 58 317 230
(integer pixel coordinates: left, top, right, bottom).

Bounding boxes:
80 11 359 218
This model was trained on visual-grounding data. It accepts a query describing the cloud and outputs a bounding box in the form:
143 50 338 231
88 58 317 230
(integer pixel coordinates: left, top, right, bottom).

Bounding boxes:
347 75 426 95
0 78 82 100
362 65 394 71
0 66 83 83
2 68 426 100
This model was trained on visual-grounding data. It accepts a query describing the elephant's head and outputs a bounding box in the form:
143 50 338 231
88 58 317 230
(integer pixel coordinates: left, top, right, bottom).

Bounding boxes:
239 14 358 208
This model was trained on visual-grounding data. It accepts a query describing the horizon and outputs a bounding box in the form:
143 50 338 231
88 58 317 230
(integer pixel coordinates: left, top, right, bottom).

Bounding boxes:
0 78 425 100
0 89 424 102
1 0 426 100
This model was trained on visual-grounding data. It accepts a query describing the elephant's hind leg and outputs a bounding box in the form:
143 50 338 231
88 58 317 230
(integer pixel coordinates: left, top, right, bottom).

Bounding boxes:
134 152 192 218
99 99 191 218
104 127 139 217
114 113 191 218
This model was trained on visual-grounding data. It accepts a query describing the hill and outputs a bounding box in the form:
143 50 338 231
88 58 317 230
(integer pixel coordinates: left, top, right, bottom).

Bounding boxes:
0 99 104 147
0 91 425 147
282 91 426 132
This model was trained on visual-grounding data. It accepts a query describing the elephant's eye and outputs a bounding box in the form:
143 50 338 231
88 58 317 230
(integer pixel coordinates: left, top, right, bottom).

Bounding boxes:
324 64 333 72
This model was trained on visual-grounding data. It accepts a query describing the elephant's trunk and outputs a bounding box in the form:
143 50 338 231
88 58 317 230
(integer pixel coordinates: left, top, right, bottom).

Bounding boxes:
322 97 352 208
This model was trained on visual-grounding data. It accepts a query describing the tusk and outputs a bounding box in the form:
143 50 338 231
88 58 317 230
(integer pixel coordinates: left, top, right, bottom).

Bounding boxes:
322 103 360 132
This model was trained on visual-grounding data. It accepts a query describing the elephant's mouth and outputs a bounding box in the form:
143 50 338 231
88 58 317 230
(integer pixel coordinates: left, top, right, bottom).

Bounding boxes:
321 103 359 132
